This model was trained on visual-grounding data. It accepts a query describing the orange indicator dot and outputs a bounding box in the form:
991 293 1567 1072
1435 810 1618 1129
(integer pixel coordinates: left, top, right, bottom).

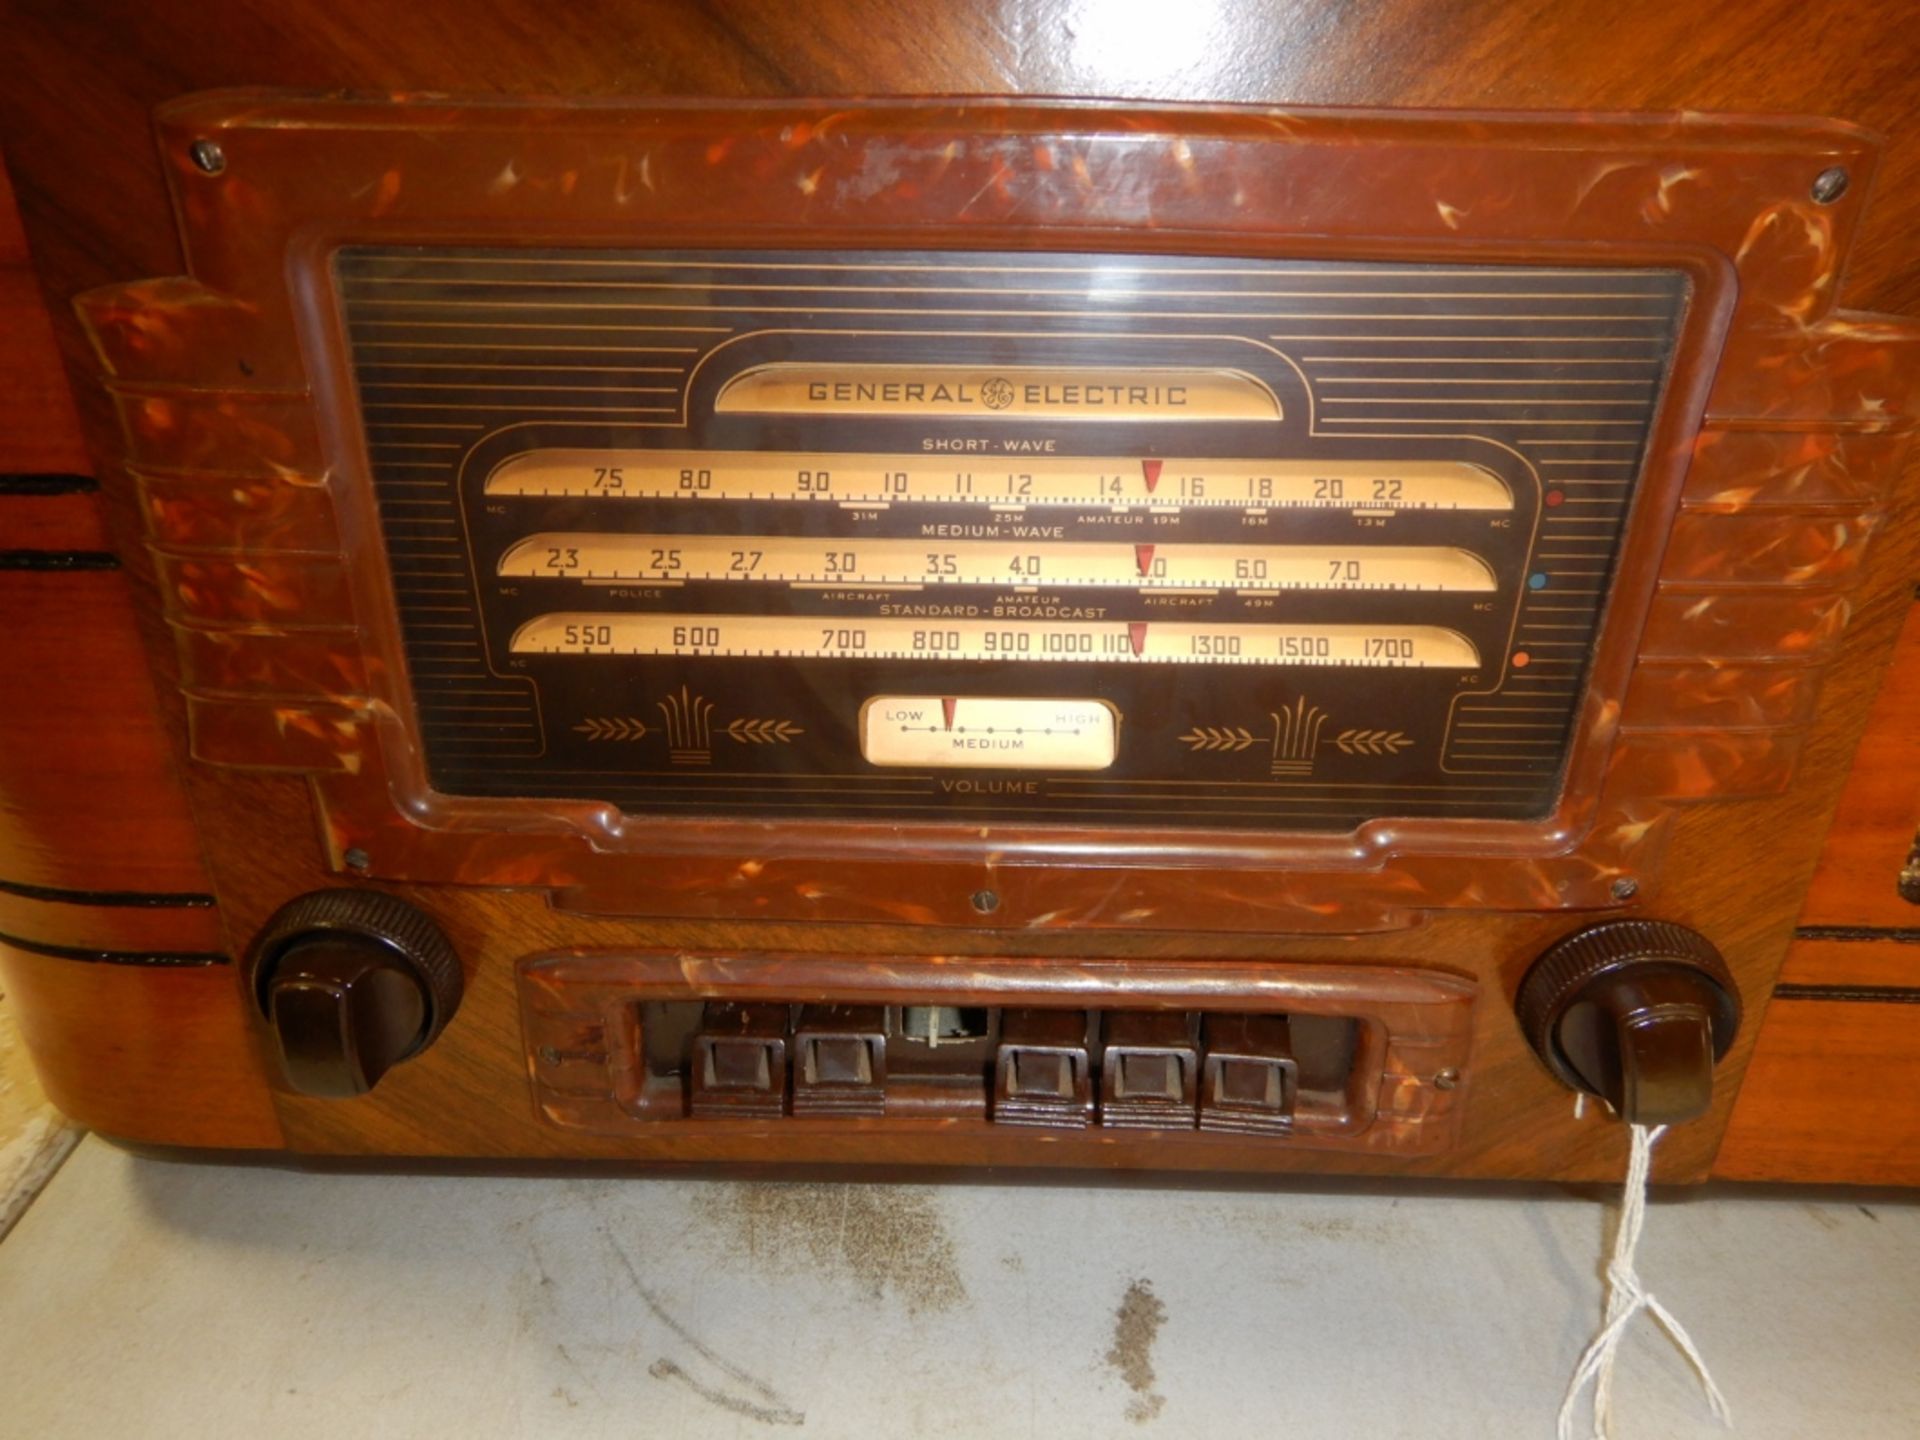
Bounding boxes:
1512 650 1532 668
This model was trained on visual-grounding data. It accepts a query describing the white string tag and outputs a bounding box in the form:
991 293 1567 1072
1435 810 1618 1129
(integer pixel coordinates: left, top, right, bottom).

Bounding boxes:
1557 1123 1733 1440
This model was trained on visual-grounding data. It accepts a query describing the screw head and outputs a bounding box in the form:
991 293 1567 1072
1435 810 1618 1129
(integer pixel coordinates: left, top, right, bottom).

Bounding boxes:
188 139 227 175
1433 1068 1460 1091
1811 166 1849 205
343 846 372 874
1610 876 1639 903
970 889 1000 915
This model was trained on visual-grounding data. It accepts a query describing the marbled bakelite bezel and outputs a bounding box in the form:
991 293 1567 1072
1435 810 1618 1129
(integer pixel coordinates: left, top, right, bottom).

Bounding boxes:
74 96 1920 930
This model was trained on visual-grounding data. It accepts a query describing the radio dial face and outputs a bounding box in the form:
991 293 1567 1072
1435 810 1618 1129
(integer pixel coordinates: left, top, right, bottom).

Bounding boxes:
340 248 1683 830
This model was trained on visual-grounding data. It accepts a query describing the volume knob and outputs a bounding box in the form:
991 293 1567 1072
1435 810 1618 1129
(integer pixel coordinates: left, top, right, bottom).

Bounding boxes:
248 890 463 1099
1516 919 1741 1125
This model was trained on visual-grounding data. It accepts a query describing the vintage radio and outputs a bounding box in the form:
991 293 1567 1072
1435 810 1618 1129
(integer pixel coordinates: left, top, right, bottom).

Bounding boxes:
3 89 1917 1186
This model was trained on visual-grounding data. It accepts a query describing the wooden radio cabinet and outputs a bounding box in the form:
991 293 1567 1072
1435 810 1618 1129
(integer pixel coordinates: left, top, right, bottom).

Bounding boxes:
2 3 1917 1188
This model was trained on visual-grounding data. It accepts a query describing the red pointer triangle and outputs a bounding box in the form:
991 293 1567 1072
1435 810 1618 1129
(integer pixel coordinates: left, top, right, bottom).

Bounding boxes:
941 697 958 730
1135 544 1156 577
1128 622 1148 657
1141 459 1163 494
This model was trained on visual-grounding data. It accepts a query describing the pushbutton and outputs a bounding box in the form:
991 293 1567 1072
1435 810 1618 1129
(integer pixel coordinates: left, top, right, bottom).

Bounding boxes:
1199 1013 1298 1135
1116 1052 1180 1100
1013 1051 1075 1097
993 1009 1094 1128
710 1041 772 1090
689 1003 789 1119
860 696 1117 769
792 1004 887 1116
808 1037 872 1086
1101 1011 1200 1129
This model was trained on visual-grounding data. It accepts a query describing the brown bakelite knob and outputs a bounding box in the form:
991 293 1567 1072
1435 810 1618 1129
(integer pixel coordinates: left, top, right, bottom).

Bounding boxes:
248 890 462 1098
1516 920 1740 1125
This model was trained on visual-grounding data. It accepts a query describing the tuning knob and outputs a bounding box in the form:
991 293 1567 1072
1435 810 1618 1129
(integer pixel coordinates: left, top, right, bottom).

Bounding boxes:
1516 920 1741 1125
248 890 462 1099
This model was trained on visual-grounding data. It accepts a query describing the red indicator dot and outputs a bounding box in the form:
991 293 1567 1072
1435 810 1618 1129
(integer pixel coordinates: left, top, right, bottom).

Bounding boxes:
1512 651 1532 668
1545 490 1565 507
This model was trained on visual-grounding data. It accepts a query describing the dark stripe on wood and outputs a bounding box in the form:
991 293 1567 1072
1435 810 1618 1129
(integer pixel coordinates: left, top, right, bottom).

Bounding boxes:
0 474 97 496
0 927 229 967
0 549 119 571
1795 925 1920 945
0 877 217 909
1774 983 1920 1005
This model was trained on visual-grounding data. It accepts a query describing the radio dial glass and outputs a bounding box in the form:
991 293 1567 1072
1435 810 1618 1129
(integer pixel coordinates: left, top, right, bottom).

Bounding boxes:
338 248 1683 829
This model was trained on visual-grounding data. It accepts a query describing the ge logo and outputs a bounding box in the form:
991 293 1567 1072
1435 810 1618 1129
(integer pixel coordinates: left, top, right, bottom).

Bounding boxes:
978 376 1016 410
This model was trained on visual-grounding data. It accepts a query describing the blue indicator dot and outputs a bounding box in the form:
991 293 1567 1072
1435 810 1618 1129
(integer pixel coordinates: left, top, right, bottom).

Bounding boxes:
1528 572 1549 591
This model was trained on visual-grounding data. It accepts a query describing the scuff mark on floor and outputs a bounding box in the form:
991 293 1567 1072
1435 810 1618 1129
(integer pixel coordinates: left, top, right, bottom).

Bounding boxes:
1803 1205 1843 1234
601 1223 806 1425
649 1358 805 1427
1105 1277 1168 1424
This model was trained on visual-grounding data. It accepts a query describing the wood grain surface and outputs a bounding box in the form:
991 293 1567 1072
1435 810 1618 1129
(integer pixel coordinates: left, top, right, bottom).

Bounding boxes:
1796 598 1920 931
1718 981 1920 1184
0 160 87 475
0 155 93 1225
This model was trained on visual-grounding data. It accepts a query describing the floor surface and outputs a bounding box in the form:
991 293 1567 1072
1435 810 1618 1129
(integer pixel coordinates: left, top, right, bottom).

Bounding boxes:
1 1139 1915 1438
